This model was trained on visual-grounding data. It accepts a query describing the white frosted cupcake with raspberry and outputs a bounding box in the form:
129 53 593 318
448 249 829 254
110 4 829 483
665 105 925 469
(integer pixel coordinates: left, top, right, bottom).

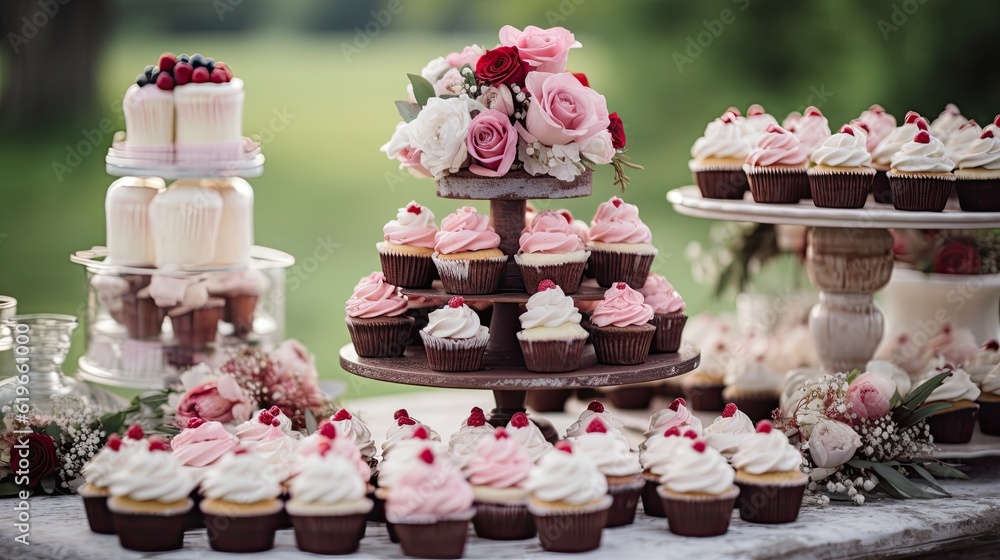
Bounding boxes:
888 128 956 212
420 296 490 372
807 123 875 208
656 438 739 537
448 407 495 467
517 280 589 373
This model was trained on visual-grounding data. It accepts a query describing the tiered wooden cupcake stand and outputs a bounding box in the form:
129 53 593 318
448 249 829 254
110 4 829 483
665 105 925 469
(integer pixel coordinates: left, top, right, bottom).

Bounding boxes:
340 172 701 441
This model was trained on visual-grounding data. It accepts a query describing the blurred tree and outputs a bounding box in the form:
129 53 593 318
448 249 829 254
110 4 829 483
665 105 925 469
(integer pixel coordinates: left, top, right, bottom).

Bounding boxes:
1 0 111 129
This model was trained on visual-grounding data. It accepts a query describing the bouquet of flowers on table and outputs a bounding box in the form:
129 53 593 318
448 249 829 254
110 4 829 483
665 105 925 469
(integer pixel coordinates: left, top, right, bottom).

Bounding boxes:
775 367 966 504
892 229 1000 275
381 25 641 188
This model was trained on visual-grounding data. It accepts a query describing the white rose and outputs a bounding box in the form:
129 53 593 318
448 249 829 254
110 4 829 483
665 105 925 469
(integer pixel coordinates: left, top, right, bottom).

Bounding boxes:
409 96 481 179
477 85 515 117
808 418 861 468
420 56 451 83
434 68 466 97
579 129 615 164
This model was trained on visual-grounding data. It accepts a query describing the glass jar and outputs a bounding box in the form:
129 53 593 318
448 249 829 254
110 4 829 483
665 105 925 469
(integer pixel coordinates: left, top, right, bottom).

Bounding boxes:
0 296 17 379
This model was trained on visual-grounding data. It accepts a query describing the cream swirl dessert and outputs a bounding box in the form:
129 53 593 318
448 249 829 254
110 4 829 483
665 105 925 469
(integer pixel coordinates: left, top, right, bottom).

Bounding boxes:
234 408 295 448
517 282 588 341
643 398 703 441
201 450 283 504
953 130 1000 171
811 124 873 168
525 442 608 505
170 417 239 473
328 408 378 464
890 131 956 174
448 407 495 466
658 439 735 495
253 430 300 483
518 210 587 256
741 104 779 143
382 201 438 249
793 106 831 157
378 436 453 489
385 445 474 520
506 412 552 462
690 112 751 164
588 196 654 247
433 206 501 254
295 422 372 481
106 440 196 504
946 120 983 160
287 451 372 513
640 427 696 475
638 273 686 315
382 416 442 459
590 283 654 328
345 272 408 318
423 297 485 339
702 403 755 460
558 209 591 245
746 124 808 168
930 103 969 143
980 365 1000 396
81 434 133 492
782 110 802 132
570 419 642 478
922 365 981 403
966 341 1000 384
464 428 533 502
853 104 897 152
565 401 627 441
871 111 926 167
730 422 802 475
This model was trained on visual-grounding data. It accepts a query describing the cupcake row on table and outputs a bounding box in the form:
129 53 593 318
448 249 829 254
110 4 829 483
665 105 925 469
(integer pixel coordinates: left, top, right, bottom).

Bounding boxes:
345 270 687 372
376 197 657 294
78 398 805 557
690 103 1000 212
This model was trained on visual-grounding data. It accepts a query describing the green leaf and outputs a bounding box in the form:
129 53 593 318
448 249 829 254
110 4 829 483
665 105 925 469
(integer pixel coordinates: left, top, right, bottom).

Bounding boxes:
407 73 435 107
846 369 863 384
913 459 968 480
99 410 127 435
902 372 952 410
0 481 22 496
898 402 951 430
394 100 421 123
872 463 945 499
847 459 875 469
890 388 901 409
909 464 950 496
43 422 61 440
874 480 908 500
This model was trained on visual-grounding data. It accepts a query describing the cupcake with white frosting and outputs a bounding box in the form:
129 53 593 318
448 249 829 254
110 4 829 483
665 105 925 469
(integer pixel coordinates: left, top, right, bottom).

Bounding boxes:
565 400 629 445
570 418 644 527
976 364 1000 436
702 403 755 460
929 103 969 143
79 433 139 534
327 408 379 468
946 120 983 160
506 411 552 463
448 406 495 467
871 111 928 203
638 426 697 518
380 413 442 462
643 397 703 446
656 438 739 537
199 450 284 552
731 421 806 524
689 111 752 199
420 296 490 371
807 123 875 208
516 280 589 372
919 363 981 444
888 127 956 212
952 128 1000 212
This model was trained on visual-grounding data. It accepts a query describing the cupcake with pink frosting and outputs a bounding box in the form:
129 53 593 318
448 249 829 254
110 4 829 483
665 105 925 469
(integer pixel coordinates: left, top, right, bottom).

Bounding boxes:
517 280 589 373
515 210 590 294
378 200 439 288
744 124 810 204
384 444 476 559
557 209 591 245
586 196 657 288
639 273 687 353
420 296 490 372
807 123 875 209
793 106 831 159
464 427 536 540
345 271 412 358
432 206 506 295
852 104 897 154
588 282 655 365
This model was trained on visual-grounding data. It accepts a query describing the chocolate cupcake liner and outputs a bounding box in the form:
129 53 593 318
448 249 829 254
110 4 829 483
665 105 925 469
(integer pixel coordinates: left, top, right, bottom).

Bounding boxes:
387 508 475 560
526 389 574 413
517 259 589 294
640 476 667 518
659 485 739 537
518 335 588 373
81 495 115 534
606 477 645 527
927 405 979 444
420 328 489 371
692 167 749 199
406 306 438 347
888 172 955 212
170 305 223 346
346 315 414 358
291 512 368 555
223 294 258 338
649 312 687 353
723 389 780 424
808 169 875 209
955 178 1000 212
472 501 536 540
590 323 655 365
120 294 164 339
684 383 726 412
871 168 892 203
736 478 807 524
528 496 612 553
185 489 204 531
744 165 809 204
977 400 1000 436
588 249 655 288
380 251 437 289
109 501 192 552
204 512 280 553
607 386 655 410
432 254 508 295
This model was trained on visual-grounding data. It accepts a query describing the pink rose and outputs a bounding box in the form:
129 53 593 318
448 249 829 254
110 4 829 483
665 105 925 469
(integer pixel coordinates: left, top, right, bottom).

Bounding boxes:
175 374 252 426
524 72 609 146
846 372 895 421
270 339 319 382
498 25 580 73
446 45 485 68
466 109 518 177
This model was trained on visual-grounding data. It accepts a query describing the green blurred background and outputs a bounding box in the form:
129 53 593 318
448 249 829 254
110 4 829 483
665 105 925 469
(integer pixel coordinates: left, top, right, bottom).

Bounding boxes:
0 0 997 398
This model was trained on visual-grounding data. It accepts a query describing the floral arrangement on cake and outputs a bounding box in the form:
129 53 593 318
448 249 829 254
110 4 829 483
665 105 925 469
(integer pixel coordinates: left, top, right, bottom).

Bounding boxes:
892 229 1000 275
381 25 641 188
775 369 965 503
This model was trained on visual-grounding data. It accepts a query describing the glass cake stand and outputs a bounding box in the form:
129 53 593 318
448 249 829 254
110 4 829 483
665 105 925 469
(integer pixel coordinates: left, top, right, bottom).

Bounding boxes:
105 136 265 179
340 171 701 441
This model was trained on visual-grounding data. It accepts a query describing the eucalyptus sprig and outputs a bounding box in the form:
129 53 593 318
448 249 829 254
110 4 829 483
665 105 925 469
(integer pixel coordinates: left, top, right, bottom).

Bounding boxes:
611 150 644 191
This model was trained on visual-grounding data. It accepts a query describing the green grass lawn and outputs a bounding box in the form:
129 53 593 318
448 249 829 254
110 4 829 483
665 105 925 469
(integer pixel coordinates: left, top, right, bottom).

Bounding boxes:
0 31 726 399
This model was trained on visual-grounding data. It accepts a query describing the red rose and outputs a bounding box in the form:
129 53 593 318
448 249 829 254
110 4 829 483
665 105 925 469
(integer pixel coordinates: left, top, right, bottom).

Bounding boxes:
934 241 981 275
475 46 529 87
11 432 58 487
608 112 626 149
571 72 589 87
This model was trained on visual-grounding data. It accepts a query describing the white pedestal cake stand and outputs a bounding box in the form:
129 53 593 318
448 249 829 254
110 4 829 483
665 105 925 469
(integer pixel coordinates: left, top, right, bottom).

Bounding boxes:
668 185 1000 372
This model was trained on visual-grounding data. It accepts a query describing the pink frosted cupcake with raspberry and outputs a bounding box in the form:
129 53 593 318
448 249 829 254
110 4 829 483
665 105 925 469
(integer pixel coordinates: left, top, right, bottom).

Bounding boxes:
432 206 506 294
852 104 897 154
378 201 439 288
557 209 591 245
639 273 687 353
744 124 810 203
464 427 536 540
588 282 655 365
586 197 657 288
515 210 590 294
420 296 490 372
793 106 832 159
345 271 412 358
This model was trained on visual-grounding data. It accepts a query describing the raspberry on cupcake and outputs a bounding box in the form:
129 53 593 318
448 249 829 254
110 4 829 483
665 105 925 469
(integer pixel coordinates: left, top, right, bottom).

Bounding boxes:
870 111 929 203
744 124 810 203
378 201 439 288
702 403 756 461
432 206 507 294
888 128 956 212
807 123 876 208
345 271 413 358
515 210 590 294
565 400 628 443
420 296 490 371
586 197 657 288
517 280 589 373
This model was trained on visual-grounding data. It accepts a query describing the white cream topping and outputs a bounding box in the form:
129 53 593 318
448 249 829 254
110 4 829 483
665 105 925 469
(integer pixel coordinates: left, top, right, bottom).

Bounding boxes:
890 135 955 173
658 441 735 495
290 453 367 505
569 432 641 477
423 304 483 339
519 286 583 330
811 128 873 167
731 430 802 475
201 451 282 503
106 447 196 503
691 118 751 160
525 449 608 505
